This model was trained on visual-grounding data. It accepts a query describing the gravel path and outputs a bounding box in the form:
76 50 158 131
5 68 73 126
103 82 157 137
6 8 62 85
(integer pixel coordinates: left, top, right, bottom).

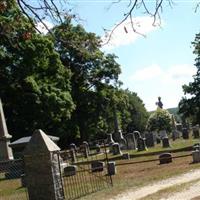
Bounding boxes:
110 169 200 200
161 180 200 200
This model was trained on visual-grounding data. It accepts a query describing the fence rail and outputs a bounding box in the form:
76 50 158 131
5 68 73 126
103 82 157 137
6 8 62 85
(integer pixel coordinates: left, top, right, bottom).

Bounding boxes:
59 139 113 200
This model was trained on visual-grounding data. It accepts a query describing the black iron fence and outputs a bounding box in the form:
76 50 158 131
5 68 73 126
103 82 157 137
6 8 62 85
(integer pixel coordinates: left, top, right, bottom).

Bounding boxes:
0 159 29 200
59 139 113 200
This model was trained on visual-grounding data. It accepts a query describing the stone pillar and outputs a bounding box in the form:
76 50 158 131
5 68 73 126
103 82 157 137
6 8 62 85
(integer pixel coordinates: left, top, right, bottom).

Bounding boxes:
24 129 64 200
0 99 13 160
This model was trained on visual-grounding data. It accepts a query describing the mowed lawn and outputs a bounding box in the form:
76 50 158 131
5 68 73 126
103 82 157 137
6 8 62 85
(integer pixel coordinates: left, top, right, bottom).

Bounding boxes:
82 137 200 200
0 137 199 200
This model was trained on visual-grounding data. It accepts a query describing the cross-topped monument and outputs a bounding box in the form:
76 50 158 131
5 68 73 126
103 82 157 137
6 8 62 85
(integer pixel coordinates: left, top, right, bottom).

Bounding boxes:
0 98 13 160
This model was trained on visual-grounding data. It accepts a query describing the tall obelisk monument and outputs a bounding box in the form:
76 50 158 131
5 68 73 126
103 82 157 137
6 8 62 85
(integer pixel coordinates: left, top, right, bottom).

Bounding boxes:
0 98 13 160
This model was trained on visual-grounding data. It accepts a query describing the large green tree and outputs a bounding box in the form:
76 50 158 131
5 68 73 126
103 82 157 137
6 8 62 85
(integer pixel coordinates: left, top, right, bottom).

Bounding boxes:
179 33 200 124
0 0 74 140
50 21 122 142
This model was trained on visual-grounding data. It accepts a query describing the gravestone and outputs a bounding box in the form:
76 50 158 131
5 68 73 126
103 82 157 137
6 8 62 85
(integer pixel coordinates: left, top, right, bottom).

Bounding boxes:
193 126 200 139
125 133 136 150
192 150 200 163
162 137 170 148
64 165 77 177
193 143 200 151
133 131 141 141
82 141 90 158
69 143 77 151
114 130 127 150
91 161 104 172
122 152 130 160
137 137 147 151
159 130 167 139
83 141 90 153
172 130 180 141
182 128 189 139
112 143 122 155
145 132 154 147
24 129 64 200
69 149 76 163
176 123 183 132
107 161 116 175
156 137 161 144
152 131 157 143
159 153 172 164
0 99 13 160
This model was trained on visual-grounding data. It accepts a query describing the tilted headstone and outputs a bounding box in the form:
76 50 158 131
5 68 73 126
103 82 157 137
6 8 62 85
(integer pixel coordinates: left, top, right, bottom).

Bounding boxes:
24 129 64 200
145 132 154 147
112 143 122 155
137 137 147 151
182 128 189 139
0 99 13 160
125 133 136 150
162 137 170 148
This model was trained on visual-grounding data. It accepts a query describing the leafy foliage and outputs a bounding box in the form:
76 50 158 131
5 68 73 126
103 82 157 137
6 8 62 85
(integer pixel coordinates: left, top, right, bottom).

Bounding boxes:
179 33 200 124
0 1 74 140
146 108 172 133
0 1 149 145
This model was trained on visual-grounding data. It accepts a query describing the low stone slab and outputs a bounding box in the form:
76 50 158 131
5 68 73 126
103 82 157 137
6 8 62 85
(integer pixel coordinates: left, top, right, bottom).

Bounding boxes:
159 153 172 164
64 165 77 177
91 161 104 172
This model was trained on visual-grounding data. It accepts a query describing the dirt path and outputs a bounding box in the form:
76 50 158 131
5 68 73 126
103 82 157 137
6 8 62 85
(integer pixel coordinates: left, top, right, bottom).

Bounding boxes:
110 169 200 200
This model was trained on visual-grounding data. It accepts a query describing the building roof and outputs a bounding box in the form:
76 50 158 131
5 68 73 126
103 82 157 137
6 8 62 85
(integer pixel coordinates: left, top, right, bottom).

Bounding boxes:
9 134 59 148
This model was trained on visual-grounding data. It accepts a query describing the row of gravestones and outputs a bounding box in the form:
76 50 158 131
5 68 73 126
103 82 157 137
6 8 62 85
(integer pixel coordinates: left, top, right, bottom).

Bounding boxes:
176 124 200 139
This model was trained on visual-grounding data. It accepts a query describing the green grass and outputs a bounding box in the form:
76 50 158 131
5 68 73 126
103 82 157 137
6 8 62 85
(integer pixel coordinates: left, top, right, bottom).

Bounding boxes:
0 174 28 200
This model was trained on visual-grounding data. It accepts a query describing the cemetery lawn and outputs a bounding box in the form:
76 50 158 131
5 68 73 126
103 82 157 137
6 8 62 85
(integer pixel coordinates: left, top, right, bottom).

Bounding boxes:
0 173 27 199
82 139 200 200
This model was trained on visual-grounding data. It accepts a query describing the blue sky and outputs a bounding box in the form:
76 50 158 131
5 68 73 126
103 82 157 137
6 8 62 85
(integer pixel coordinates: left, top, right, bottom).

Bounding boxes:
39 1 200 111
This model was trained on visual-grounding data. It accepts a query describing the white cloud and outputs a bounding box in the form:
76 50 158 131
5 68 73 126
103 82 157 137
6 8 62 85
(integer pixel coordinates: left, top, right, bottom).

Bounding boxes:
102 16 162 50
130 64 162 81
36 21 54 34
126 64 197 111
